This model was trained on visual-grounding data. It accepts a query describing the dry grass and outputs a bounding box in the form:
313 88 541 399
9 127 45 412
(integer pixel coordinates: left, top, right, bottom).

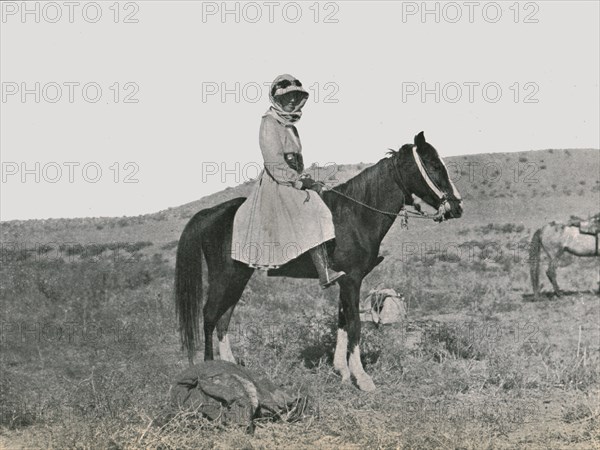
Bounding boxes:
1 238 598 448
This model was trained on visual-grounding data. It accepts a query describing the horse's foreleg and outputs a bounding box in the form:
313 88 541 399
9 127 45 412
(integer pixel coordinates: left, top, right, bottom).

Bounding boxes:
546 250 563 297
333 304 351 383
340 277 376 392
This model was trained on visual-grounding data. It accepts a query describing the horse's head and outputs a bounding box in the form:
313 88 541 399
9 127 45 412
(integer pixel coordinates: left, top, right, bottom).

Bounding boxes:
395 131 463 221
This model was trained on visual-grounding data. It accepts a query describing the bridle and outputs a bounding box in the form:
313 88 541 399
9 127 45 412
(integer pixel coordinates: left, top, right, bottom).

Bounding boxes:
390 146 455 222
325 146 456 226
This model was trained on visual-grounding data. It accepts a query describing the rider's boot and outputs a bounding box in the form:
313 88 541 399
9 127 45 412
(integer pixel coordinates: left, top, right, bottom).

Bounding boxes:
309 244 346 289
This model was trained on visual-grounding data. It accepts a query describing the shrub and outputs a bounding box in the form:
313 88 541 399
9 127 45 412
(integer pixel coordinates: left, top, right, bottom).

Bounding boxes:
117 218 130 227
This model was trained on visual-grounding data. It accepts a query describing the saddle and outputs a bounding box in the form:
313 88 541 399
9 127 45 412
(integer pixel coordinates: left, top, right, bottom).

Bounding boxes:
567 214 600 236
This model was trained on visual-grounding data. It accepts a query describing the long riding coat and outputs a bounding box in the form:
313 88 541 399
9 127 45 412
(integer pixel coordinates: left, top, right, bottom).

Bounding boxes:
231 113 335 269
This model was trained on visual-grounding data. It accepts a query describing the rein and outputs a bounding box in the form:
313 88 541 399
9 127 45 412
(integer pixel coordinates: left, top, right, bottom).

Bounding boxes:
325 185 438 220
322 147 450 226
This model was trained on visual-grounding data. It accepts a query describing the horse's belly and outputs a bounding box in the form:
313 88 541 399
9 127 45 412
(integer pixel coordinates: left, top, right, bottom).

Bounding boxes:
564 227 598 256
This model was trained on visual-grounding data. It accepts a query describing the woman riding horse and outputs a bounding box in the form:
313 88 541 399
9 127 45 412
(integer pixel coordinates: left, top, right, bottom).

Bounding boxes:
231 74 345 288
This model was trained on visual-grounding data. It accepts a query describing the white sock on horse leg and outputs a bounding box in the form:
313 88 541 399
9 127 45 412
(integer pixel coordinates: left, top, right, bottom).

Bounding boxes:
333 328 351 381
218 334 236 363
348 345 376 392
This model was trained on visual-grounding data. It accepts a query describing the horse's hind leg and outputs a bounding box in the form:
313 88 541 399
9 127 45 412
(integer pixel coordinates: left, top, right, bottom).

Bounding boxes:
203 266 253 361
546 250 563 297
216 304 238 363
203 280 222 361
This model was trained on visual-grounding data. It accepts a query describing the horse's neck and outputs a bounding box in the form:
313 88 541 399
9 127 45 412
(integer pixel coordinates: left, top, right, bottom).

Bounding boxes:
335 158 406 241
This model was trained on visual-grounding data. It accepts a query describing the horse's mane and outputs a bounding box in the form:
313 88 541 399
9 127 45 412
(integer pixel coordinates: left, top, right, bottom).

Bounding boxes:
321 144 413 215
332 144 413 197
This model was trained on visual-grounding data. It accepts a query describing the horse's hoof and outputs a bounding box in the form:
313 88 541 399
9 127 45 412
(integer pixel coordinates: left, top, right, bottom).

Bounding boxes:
334 359 351 380
355 374 376 392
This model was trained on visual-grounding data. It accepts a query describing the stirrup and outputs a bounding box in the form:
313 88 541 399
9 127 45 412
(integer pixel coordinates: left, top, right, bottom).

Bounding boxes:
321 270 346 289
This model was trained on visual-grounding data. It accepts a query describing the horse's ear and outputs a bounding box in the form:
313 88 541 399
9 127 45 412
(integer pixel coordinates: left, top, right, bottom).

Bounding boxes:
414 131 426 148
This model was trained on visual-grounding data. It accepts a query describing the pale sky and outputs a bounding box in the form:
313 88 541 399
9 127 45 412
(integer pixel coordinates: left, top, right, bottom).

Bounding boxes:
1 1 599 220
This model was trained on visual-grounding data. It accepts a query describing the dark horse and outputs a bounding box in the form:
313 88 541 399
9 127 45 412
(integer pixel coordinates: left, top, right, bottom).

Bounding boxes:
175 131 463 391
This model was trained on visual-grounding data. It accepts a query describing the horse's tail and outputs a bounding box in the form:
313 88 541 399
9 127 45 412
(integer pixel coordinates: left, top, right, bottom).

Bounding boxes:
529 228 543 297
175 215 204 365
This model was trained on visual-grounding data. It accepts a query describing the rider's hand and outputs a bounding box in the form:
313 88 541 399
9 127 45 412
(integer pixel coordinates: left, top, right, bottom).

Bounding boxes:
297 174 326 194
299 177 316 190
308 181 326 195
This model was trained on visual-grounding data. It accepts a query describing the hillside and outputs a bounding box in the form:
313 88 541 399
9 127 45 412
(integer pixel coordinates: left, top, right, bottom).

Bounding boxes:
1 148 598 259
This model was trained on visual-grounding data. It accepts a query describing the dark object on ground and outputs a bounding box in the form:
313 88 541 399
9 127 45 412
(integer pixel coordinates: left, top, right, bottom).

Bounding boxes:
170 361 308 433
